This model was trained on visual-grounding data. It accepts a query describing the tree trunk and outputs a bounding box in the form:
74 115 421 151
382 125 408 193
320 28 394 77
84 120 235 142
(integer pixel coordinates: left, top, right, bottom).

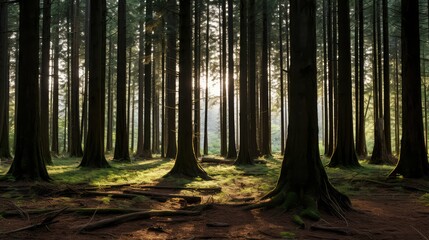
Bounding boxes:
234 0 253 165
220 0 227 157
51 2 60 155
256 0 351 218
226 0 237 159
142 0 153 159
326 0 334 157
247 0 259 158
165 0 177 159
136 0 145 157
113 0 130 162
70 0 83 157
328 0 360 168
194 1 201 158
390 0 429 178
79 0 110 168
203 0 209 156
382 0 391 155
259 0 271 157
40 0 52 165
279 1 285 155
7 0 50 181
0 0 11 160
166 0 208 179
106 38 113 152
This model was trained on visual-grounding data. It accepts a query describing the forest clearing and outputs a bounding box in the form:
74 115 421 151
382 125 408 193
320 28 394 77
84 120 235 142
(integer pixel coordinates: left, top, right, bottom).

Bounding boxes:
1 155 428 239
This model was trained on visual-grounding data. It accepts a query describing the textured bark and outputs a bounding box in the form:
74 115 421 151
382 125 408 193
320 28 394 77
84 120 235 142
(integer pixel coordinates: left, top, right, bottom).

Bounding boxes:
326 0 334 157
0 0 11 160
193 1 201 158
255 0 351 218
370 118 393 165
165 0 177 159
226 0 237 159
259 0 271 157
390 0 429 178
382 0 391 155
328 0 360 168
7 0 50 181
279 1 285 155
40 0 52 165
135 0 145 157
79 0 110 168
106 38 113 152
113 0 130 162
234 0 253 165
142 0 153 159
220 0 227 157
166 0 208 179
51 3 60 155
70 0 83 157
203 1 209 156
247 0 259 158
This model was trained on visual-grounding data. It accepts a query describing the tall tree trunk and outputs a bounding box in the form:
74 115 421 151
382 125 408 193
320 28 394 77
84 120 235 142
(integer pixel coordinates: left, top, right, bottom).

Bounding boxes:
8 0 50 181
259 0 271 157
226 0 237 159
40 0 52 165
382 0 391 154
70 0 83 157
279 1 285 155
220 0 227 157
106 38 113 152
323 0 329 156
166 0 208 179
136 0 145 157
152 46 160 154
142 0 153 158
328 0 360 168
194 1 201 157
254 0 351 219
247 0 259 158
51 2 60 155
80 0 109 168
0 0 11 160
326 0 334 157
165 0 177 159
203 0 209 156
394 40 400 155
161 21 166 158
81 0 89 145
390 0 429 178
234 0 253 165
113 0 130 161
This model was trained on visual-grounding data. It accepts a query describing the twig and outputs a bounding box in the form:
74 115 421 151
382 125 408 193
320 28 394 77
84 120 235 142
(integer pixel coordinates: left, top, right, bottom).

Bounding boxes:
411 225 429 240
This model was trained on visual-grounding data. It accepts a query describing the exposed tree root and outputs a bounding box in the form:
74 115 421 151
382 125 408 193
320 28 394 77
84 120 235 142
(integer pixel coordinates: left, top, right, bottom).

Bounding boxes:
1 208 145 217
138 185 222 193
74 210 201 232
123 190 201 204
310 224 352 235
0 208 67 235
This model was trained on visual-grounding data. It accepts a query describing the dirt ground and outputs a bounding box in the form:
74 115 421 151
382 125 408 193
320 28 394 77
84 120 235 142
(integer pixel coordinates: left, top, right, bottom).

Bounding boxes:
0 180 428 240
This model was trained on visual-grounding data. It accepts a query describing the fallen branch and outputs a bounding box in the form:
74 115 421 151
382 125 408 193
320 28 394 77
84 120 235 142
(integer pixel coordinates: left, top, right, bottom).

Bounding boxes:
201 158 233 164
0 207 67 235
123 190 201 204
74 210 201 232
138 185 222 193
310 224 352 236
2 208 145 217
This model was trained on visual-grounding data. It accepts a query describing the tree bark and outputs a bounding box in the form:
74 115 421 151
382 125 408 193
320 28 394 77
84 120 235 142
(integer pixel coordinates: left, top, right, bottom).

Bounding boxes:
113 0 130 162
194 1 201 158
390 0 429 178
51 2 60 155
328 0 360 168
136 0 145 157
254 0 351 218
166 0 208 179
226 0 237 159
234 0 253 165
7 0 50 181
165 0 177 159
0 0 11 160
79 0 110 168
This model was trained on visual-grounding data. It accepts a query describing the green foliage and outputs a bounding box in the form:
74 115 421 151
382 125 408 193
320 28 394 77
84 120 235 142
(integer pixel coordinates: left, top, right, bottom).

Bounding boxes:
280 231 296 239
421 193 429 206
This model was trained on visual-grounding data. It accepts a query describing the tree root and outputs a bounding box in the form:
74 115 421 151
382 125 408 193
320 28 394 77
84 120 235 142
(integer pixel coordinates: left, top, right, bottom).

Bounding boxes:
1 208 146 217
74 210 201 232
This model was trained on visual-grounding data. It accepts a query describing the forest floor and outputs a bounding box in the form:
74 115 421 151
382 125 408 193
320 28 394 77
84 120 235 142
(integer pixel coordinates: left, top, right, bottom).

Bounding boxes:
0 155 428 240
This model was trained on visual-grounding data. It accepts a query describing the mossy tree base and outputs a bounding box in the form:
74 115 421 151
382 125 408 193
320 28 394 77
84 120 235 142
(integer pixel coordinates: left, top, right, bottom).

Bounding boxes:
370 118 395 165
165 155 209 180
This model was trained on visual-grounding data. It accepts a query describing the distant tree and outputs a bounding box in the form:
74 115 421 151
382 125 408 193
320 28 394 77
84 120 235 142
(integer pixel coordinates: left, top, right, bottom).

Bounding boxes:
79 0 110 168
226 0 237 159
390 0 429 178
136 0 145 157
165 0 177 159
220 0 227 157
247 0 259 158
51 2 60 155
114 0 130 162
234 0 253 165
259 0 271 157
203 0 209 156
328 0 360 168
70 0 83 157
7 0 50 180
0 0 11 160
142 0 153 158
251 0 351 219
194 1 201 157
166 0 208 179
